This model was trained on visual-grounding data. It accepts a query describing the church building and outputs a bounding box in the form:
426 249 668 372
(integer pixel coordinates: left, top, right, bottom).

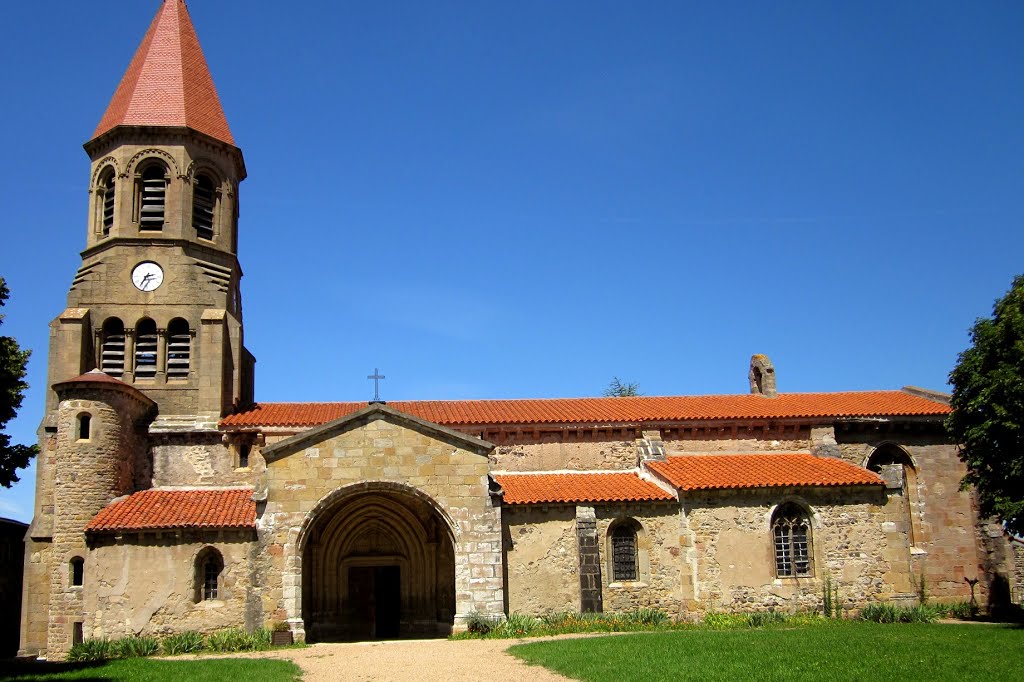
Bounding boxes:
19 0 1022 659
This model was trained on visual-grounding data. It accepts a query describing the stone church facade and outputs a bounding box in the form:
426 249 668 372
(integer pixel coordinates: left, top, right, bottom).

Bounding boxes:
19 0 1022 659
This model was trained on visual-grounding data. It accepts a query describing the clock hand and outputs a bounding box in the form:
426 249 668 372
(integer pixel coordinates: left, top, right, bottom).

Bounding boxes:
140 273 153 289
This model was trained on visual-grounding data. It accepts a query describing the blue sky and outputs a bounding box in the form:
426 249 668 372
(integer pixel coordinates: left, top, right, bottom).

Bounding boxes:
1 1 1022 522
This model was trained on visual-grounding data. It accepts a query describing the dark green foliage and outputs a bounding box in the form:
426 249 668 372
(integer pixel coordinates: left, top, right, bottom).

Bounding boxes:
947 274 1024 535
508 623 1024 682
603 377 641 397
66 638 114 662
0 276 38 487
5 657 302 681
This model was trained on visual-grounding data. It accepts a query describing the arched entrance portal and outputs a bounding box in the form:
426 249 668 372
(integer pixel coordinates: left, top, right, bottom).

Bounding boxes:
302 485 456 641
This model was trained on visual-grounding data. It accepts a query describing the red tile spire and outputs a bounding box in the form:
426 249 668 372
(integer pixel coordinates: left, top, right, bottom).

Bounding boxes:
92 0 235 146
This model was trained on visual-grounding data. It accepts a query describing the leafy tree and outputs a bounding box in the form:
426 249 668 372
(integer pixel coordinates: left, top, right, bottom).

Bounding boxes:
0 277 37 487
947 274 1024 536
603 377 641 397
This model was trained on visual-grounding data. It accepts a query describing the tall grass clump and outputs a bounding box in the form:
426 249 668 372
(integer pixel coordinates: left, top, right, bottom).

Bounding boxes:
207 627 253 652
859 602 938 623
746 611 786 628
113 635 160 658
495 612 539 637
67 638 114 662
162 630 207 654
622 608 670 626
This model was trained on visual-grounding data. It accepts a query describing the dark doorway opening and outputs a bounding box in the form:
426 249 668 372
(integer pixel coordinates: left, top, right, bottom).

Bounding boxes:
348 565 401 639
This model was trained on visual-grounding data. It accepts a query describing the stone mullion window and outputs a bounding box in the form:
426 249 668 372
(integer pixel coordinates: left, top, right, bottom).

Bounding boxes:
772 504 812 577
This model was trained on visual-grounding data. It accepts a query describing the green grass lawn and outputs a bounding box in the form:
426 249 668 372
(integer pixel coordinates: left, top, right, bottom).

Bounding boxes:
2 657 302 682
508 622 1023 682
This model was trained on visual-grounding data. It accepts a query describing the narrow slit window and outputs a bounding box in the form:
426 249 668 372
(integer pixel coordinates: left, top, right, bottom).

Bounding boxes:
166 318 191 379
193 174 216 240
77 414 91 441
139 166 166 230
70 556 84 587
238 443 251 469
72 622 84 645
100 318 126 377
134 318 158 379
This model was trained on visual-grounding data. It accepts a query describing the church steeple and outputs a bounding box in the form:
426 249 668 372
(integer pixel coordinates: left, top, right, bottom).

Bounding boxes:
91 0 235 147
46 0 254 422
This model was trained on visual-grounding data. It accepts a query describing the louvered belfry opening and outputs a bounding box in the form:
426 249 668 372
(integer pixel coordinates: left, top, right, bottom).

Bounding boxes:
100 170 115 236
134 318 158 379
167 318 191 379
100 318 126 377
193 174 216 240
139 165 167 230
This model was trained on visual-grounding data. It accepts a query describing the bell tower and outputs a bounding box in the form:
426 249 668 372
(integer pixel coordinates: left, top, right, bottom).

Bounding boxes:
46 0 254 421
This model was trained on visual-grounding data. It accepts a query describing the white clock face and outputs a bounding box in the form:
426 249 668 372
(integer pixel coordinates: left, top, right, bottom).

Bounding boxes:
131 262 164 292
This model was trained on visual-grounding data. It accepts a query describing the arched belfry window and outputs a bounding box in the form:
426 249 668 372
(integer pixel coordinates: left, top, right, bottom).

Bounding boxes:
97 168 116 237
772 503 813 577
195 547 224 602
167 318 191 379
134 318 158 379
193 173 216 240
100 318 125 377
138 164 167 230
610 521 639 582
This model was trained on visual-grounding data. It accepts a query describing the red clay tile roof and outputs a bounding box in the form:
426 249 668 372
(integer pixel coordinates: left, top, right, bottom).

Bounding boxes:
647 454 883 491
220 391 949 429
85 489 255 532
494 472 675 505
55 370 131 387
93 0 234 146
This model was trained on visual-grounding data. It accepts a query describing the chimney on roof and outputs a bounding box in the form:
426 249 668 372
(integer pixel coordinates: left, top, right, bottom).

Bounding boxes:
749 354 777 398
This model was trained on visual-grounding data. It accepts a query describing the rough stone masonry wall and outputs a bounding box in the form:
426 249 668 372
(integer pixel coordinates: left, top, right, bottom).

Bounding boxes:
502 506 581 615
258 416 504 637
682 486 900 615
150 435 256 488
48 388 151 657
836 431 988 602
490 433 636 471
85 533 255 639
595 503 687 617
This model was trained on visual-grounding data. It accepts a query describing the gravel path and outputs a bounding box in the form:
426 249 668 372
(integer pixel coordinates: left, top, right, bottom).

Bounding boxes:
235 638 579 681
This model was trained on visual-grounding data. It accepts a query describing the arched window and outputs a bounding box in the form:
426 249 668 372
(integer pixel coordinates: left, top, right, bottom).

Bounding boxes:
772 503 812 577
100 318 125 377
868 444 918 546
134 318 158 379
166 318 191 379
70 556 84 587
193 173 216 240
138 164 167 230
97 168 116 237
77 413 91 441
195 547 224 602
610 522 639 582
